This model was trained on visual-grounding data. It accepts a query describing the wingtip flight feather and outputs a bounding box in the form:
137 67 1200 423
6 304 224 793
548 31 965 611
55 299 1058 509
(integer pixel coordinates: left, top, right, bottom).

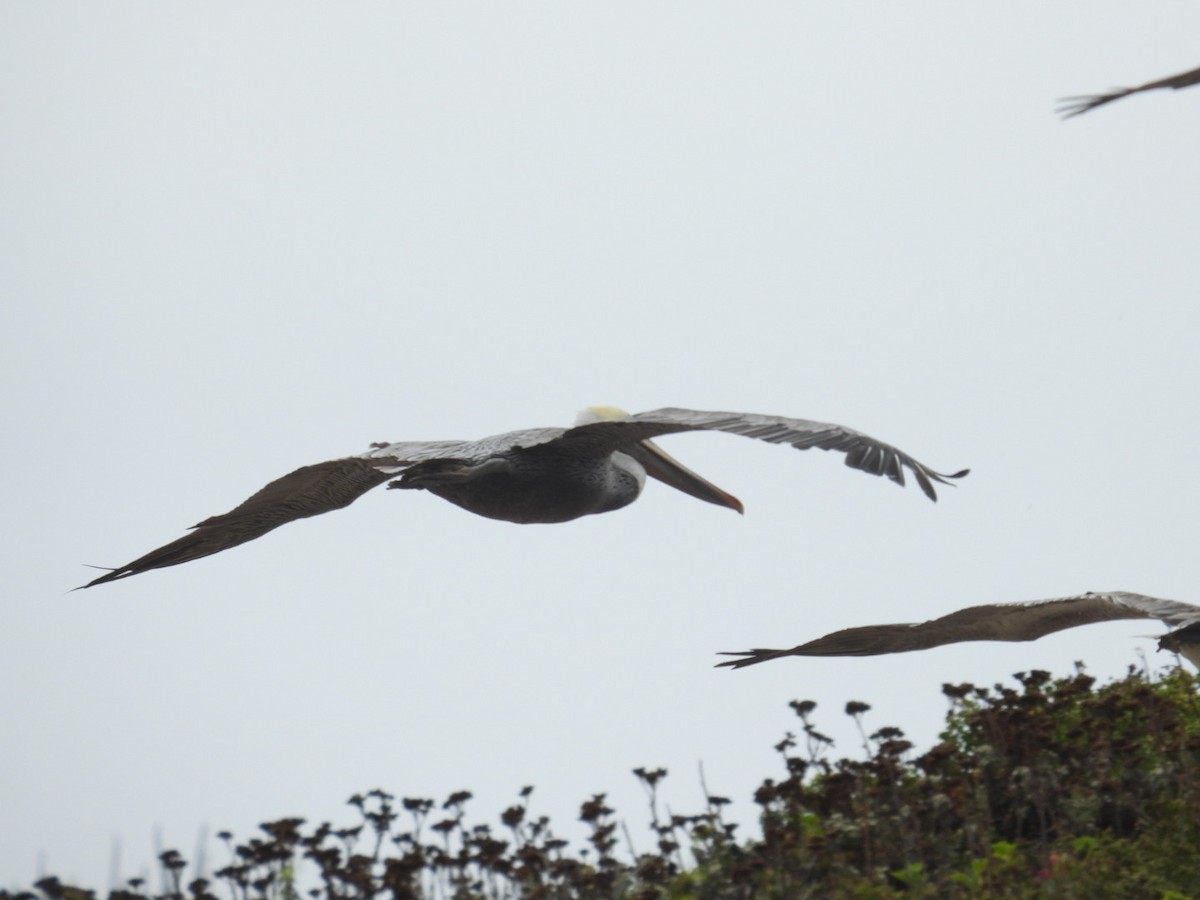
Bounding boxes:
715 649 791 669
75 564 128 590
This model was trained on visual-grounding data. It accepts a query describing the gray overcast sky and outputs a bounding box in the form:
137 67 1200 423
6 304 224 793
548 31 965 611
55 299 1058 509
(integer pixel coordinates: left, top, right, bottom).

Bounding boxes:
4 2 1200 888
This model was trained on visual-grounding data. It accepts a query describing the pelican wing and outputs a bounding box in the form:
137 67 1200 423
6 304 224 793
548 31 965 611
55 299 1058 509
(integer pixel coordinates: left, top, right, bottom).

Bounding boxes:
1057 63 1200 119
79 440 468 588
718 591 1200 668
547 408 967 501
80 406 965 588
365 430 567 465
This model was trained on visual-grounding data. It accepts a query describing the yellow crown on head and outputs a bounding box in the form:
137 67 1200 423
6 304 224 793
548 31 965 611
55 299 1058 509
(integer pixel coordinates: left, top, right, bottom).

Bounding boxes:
575 405 631 425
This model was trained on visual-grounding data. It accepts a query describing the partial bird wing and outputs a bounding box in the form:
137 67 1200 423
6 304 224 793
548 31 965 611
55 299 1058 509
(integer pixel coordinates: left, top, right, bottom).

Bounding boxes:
717 591 1200 668
79 440 467 588
364 430 566 466
544 408 967 501
1057 63 1200 119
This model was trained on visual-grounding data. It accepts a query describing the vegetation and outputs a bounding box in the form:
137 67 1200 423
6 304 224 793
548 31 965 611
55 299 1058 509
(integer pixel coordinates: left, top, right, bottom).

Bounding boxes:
9 665 1200 899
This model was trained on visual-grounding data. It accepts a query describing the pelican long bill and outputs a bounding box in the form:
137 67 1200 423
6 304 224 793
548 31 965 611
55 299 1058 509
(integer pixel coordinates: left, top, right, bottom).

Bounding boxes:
625 440 744 514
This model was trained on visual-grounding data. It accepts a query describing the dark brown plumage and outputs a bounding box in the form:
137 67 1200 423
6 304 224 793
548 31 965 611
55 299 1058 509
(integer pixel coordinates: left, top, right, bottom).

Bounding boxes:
1058 63 1200 118
719 591 1200 669
81 460 393 587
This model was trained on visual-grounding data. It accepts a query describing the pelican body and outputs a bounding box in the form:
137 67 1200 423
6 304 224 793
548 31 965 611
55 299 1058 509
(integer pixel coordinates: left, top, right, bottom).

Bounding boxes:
391 445 654 523
719 591 1200 670
80 406 966 588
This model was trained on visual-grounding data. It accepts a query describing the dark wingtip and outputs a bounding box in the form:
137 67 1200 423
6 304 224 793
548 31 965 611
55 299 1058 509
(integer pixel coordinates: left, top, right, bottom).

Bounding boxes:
75 564 123 592
715 654 748 670
920 466 970 503
1054 98 1092 120
1054 91 1127 120
715 650 781 670
75 565 130 589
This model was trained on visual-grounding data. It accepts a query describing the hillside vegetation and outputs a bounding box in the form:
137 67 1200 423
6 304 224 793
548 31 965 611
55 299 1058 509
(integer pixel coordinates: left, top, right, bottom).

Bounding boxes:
8 666 1200 899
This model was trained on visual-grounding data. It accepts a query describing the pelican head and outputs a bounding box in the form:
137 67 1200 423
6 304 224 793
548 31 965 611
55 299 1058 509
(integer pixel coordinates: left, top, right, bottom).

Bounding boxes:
575 405 632 425
1158 627 1200 669
577 405 744 514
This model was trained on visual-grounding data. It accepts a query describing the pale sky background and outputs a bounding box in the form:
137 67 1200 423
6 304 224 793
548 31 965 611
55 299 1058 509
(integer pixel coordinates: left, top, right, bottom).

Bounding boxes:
4 2 1200 888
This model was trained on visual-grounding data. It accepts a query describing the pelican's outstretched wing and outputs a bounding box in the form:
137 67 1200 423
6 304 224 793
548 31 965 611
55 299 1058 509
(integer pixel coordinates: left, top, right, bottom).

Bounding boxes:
717 591 1200 669
550 408 967 501
79 441 466 588
1057 63 1200 119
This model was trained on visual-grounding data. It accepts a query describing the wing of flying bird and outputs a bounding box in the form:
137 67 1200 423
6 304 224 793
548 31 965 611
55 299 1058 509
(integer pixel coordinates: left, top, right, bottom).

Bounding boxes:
1057 63 1200 118
548 408 967 501
718 591 1200 668
79 441 467 588
79 407 965 588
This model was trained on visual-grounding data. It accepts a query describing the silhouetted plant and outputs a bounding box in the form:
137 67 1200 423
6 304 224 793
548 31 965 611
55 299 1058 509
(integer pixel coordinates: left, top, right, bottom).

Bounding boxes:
8 666 1200 898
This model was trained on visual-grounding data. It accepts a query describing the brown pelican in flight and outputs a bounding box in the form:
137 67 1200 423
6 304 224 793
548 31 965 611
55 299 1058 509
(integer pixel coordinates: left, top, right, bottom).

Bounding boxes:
718 591 1200 669
79 406 966 588
1057 63 1200 118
